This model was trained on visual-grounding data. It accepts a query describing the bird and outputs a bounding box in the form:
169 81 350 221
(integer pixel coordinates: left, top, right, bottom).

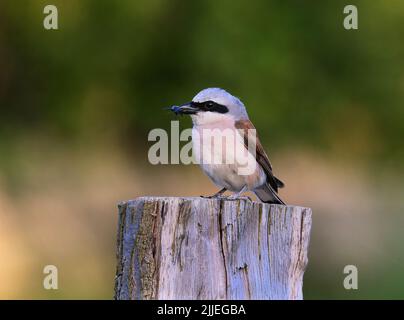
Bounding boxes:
169 88 285 204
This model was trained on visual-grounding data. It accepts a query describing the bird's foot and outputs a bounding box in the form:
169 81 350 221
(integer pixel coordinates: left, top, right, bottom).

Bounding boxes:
200 194 228 199
226 187 251 201
227 195 253 202
200 188 227 199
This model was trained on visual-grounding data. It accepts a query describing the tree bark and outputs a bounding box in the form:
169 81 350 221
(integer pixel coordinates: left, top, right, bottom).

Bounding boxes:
114 197 312 300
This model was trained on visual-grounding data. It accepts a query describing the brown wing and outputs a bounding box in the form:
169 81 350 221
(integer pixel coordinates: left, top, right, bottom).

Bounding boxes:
235 119 284 192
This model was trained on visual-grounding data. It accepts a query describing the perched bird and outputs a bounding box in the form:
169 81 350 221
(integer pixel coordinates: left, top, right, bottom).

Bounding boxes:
170 88 285 204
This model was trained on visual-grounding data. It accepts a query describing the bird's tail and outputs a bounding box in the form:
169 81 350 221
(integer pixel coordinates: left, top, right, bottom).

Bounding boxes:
254 182 285 205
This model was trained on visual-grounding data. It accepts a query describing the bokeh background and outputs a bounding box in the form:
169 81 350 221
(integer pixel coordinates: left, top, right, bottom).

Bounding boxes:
1 0 403 299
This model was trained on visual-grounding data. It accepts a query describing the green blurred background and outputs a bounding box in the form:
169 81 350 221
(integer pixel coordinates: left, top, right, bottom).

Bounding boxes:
0 0 404 299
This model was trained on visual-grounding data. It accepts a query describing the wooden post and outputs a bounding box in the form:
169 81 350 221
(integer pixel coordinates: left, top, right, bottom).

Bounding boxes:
114 197 312 300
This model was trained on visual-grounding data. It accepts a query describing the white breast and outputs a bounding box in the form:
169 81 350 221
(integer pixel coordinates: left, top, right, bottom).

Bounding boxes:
191 118 266 192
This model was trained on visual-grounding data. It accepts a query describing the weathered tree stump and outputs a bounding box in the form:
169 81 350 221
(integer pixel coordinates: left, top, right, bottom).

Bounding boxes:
114 197 312 300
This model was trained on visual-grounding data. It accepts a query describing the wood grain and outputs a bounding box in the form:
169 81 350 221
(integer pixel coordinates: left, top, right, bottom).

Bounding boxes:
114 197 312 300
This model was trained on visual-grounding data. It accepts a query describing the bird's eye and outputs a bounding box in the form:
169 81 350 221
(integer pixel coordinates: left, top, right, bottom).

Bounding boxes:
205 101 214 109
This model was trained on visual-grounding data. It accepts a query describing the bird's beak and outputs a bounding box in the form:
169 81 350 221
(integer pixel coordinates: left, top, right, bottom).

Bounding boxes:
169 102 199 115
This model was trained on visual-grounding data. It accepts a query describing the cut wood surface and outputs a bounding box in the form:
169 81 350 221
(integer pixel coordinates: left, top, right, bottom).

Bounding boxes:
114 197 312 300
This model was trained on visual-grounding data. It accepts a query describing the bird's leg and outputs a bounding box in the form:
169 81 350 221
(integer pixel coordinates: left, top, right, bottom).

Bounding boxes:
228 186 250 200
200 188 227 199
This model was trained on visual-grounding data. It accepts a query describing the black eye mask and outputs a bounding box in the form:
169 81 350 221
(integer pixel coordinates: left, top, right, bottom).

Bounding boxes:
191 101 229 114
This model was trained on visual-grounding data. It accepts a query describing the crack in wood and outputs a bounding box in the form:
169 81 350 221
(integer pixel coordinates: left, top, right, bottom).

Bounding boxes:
217 199 228 297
